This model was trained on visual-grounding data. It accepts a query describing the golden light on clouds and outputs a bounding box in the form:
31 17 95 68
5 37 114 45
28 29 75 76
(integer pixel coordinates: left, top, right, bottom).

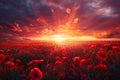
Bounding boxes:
66 8 71 14
93 31 108 38
73 18 79 24
29 35 96 42
29 25 97 44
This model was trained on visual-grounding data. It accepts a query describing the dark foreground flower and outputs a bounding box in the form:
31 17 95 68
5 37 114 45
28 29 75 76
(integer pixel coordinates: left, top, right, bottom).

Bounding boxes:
30 67 43 80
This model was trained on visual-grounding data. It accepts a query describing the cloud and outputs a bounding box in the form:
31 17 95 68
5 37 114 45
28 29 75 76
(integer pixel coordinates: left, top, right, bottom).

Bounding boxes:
86 0 119 18
0 0 120 41
11 23 22 32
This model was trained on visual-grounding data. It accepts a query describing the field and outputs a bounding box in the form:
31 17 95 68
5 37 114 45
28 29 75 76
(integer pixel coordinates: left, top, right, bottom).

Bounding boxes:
0 41 120 80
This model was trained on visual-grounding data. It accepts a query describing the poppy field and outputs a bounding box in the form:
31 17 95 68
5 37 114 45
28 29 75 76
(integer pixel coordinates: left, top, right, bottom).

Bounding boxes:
0 41 120 80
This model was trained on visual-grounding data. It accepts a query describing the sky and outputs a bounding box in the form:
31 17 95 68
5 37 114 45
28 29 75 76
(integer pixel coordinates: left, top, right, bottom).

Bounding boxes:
0 0 120 42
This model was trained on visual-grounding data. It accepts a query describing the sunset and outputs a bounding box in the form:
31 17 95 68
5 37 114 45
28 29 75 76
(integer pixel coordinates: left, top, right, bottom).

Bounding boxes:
0 0 119 42
0 0 120 80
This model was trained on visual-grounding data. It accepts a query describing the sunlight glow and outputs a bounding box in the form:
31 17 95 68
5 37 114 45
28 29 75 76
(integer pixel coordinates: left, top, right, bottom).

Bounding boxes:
51 34 66 42
29 35 97 44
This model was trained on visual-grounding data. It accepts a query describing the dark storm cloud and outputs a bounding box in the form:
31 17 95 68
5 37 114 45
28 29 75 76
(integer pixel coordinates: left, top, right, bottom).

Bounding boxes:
0 0 53 24
0 0 32 23
0 0 120 41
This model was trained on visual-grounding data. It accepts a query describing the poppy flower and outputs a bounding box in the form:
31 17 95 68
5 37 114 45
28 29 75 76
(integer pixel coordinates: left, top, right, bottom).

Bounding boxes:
0 54 6 61
46 63 51 68
55 60 62 66
5 61 15 69
18 65 24 70
30 67 43 80
62 56 68 62
80 59 87 67
16 59 21 63
96 51 108 62
51 68 56 74
73 56 80 63
0 50 4 54
87 64 93 71
112 46 119 51
56 56 60 61
28 59 44 67
108 50 114 56
94 64 107 70
58 72 66 79
90 45 96 49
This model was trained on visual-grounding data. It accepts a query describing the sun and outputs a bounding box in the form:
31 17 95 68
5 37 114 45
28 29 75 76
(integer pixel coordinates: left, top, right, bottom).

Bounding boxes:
29 34 97 44
28 25 97 44
51 34 66 42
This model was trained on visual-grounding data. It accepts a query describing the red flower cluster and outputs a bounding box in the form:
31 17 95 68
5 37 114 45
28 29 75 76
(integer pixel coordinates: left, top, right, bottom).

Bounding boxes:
0 42 119 80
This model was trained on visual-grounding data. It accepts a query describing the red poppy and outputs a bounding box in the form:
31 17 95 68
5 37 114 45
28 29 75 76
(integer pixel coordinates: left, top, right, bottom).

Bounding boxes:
90 45 96 49
0 54 6 61
46 63 51 68
96 51 108 62
55 60 62 66
99 48 104 51
51 68 56 74
108 50 114 56
18 65 24 70
56 56 60 61
112 46 119 51
28 59 44 67
5 61 15 69
58 72 66 79
73 56 80 63
0 50 4 54
80 59 87 67
94 64 107 70
62 56 68 62
16 59 21 63
87 64 93 71
30 67 43 80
